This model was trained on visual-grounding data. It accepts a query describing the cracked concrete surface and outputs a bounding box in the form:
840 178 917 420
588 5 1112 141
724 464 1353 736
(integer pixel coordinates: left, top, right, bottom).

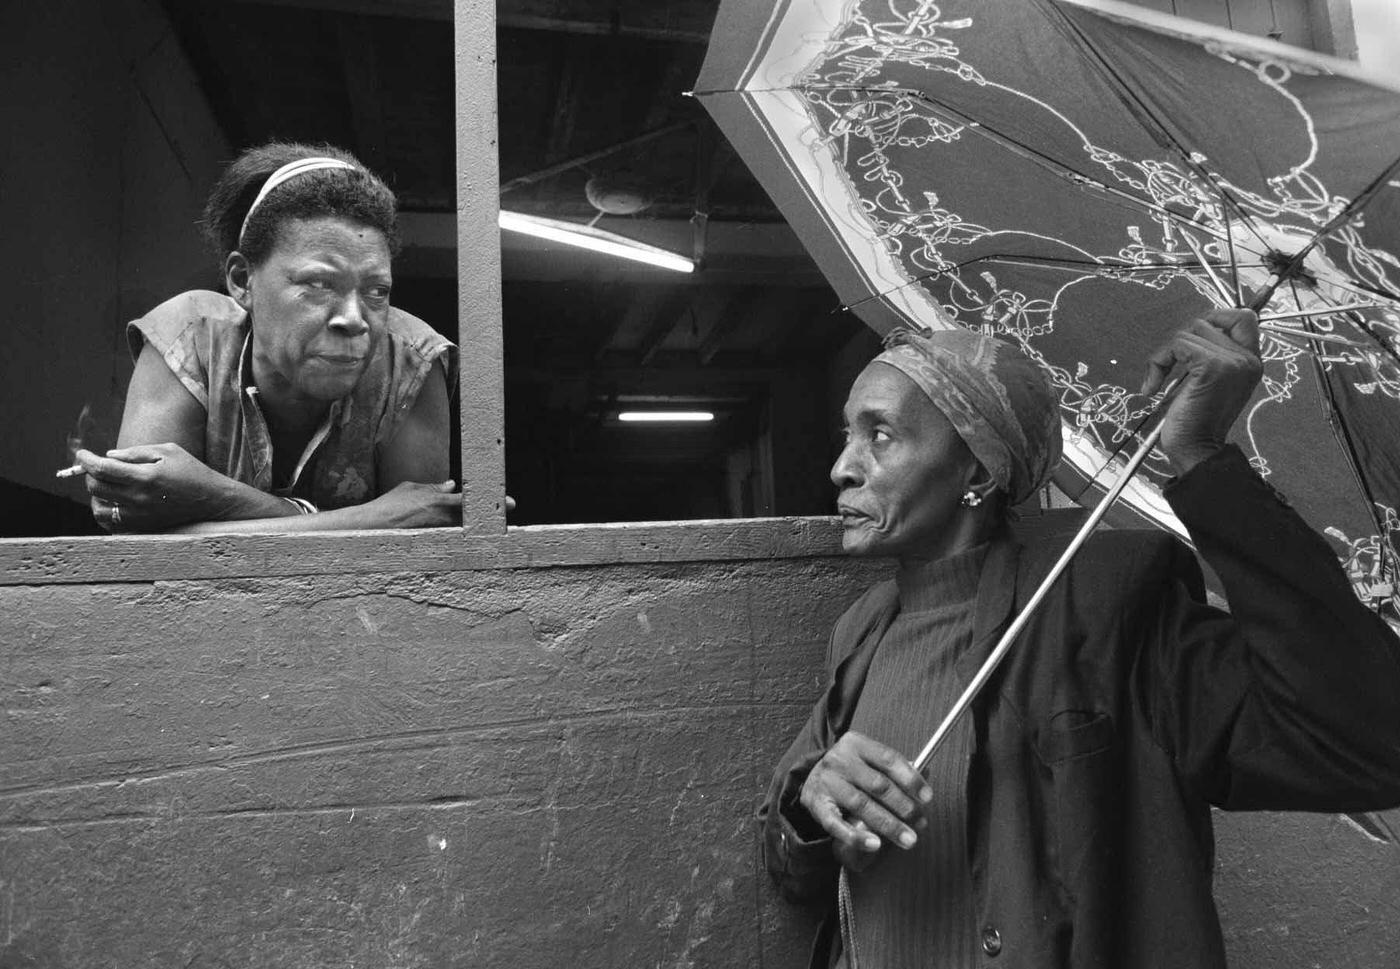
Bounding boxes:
4 554 1398 968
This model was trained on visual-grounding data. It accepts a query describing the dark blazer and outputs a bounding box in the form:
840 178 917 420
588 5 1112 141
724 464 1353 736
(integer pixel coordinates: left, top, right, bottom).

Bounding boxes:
763 446 1400 969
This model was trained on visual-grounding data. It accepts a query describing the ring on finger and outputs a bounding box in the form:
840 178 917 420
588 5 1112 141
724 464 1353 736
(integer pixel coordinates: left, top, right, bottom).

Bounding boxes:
111 503 122 527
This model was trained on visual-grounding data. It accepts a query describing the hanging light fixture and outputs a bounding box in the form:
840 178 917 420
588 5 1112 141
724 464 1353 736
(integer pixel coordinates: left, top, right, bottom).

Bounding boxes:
617 411 715 423
498 210 695 273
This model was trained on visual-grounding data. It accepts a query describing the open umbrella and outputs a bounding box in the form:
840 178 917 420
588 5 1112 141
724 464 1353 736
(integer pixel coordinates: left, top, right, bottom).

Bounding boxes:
694 0 1400 636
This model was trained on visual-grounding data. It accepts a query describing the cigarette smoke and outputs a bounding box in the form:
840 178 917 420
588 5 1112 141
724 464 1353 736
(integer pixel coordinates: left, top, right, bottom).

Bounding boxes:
67 403 93 463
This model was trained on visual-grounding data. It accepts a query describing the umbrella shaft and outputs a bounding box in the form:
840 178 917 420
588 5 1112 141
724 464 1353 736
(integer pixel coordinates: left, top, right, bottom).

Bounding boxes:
913 419 1168 772
1262 302 1379 322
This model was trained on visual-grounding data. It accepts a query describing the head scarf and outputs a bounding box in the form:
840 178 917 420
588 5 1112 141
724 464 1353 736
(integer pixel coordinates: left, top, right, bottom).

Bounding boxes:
873 328 1062 506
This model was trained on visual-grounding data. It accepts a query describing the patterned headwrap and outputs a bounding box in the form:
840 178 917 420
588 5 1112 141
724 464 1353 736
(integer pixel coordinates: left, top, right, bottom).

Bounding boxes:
873 328 1062 506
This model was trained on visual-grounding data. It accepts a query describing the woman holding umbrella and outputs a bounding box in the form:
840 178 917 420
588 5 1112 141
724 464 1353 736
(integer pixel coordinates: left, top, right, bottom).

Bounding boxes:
71 142 461 533
763 311 1400 968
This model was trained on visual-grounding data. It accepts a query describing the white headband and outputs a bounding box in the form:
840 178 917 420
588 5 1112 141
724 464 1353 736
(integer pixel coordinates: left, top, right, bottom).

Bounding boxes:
237 157 358 246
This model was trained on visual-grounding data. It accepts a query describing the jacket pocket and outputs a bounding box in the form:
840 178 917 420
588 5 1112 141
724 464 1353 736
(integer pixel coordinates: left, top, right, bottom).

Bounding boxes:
1036 709 1115 765
1036 711 1121 899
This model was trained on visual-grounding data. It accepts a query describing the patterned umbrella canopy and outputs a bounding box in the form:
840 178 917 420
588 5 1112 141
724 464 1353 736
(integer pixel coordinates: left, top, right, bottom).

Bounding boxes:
695 0 1400 631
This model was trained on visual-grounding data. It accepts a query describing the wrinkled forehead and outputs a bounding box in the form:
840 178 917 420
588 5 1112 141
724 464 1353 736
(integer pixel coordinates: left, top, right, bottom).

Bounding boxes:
265 215 392 270
845 360 953 430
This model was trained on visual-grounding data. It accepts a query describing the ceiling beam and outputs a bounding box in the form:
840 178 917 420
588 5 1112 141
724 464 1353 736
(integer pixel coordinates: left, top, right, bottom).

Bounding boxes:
1307 0 1357 57
633 289 697 365
506 365 780 397
593 286 674 363
500 202 783 222
699 287 770 365
399 244 827 286
690 123 713 269
222 0 451 20
336 16 388 169
501 0 717 42
543 39 582 163
499 122 691 194
501 12 710 43
642 48 694 128
397 212 829 286
219 0 716 41
637 288 714 366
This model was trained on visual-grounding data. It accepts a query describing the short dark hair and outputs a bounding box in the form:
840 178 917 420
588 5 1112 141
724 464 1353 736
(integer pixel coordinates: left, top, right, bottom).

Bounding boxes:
201 141 401 268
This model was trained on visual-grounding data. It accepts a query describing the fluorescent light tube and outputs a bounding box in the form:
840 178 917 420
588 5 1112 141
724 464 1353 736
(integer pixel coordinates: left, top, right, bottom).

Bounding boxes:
499 210 696 273
618 411 715 423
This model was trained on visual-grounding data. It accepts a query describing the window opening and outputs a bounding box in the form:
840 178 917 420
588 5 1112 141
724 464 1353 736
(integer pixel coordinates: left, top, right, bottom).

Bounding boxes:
0 0 460 537
0 0 1360 539
496 12 870 525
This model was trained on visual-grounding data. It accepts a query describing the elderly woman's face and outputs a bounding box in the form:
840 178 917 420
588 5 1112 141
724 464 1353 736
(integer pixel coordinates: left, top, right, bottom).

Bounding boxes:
240 215 392 403
832 362 979 560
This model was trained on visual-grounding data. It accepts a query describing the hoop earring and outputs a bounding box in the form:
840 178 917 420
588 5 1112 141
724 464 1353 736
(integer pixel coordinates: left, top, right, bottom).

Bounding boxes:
960 490 983 508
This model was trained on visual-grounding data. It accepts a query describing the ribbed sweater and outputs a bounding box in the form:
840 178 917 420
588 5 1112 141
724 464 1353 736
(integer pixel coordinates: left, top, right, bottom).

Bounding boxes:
842 542 987 969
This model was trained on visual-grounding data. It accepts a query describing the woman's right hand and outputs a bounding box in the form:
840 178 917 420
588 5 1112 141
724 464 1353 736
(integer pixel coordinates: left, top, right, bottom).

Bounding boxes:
79 443 235 531
799 731 932 870
368 480 463 528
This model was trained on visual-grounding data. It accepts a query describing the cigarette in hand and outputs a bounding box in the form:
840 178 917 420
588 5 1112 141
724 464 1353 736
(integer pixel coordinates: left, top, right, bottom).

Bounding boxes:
55 463 85 478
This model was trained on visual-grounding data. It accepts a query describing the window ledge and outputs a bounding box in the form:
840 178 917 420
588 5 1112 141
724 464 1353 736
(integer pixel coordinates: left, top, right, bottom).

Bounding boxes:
0 516 849 585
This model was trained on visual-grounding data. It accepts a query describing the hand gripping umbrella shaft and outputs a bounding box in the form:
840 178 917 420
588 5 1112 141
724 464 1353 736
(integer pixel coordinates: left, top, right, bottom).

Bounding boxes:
912 417 1168 773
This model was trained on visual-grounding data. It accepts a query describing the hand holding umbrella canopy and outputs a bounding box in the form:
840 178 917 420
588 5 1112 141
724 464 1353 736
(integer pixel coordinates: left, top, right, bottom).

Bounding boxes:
695 0 1400 635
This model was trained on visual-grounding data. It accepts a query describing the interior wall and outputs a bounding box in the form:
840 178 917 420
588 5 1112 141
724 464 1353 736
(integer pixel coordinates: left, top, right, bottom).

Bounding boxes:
0 0 228 509
2 554 1397 968
0 554 879 968
769 367 836 516
1136 0 1319 47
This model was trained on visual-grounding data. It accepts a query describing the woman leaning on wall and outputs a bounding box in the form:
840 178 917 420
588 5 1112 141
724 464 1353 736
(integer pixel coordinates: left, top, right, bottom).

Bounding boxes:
72 142 462 533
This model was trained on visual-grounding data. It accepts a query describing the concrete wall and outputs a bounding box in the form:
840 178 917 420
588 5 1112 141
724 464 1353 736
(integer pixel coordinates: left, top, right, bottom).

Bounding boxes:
1 530 866 968
2 525 1399 968
0 0 228 501
1133 0 1350 54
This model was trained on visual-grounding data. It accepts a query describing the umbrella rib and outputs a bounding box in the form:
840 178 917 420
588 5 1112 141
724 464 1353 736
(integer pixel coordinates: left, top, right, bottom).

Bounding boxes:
776 81 1234 243
1064 309 1344 512
1329 275 1400 305
1287 279 1397 592
1299 320 1396 618
703 20 1400 312
1259 323 1366 349
1177 231 1237 305
1302 288 1400 366
839 251 1267 315
1253 279 1366 347
1251 154 1400 306
1036 0 1281 262
1263 302 1385 323
1220 191 1245 307
717 79 1278 259
993 256 1270 276
1070 401 1162 506
1282 268 1400 308
1259 279 1354 346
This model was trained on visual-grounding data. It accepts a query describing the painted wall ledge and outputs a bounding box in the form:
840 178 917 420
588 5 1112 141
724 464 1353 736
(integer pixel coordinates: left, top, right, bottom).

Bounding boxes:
0 516 849 585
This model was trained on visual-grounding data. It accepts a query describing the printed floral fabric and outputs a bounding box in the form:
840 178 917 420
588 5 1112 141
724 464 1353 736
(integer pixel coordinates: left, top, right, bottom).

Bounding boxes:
875 328 1062 505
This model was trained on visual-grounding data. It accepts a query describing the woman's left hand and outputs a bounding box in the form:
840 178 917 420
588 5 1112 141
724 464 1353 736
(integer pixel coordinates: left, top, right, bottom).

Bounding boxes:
1140 308 1263 475
77 443 233 531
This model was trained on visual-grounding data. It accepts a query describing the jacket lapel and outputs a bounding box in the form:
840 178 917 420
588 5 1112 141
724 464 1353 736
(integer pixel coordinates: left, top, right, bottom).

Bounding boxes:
954 530 1022 686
